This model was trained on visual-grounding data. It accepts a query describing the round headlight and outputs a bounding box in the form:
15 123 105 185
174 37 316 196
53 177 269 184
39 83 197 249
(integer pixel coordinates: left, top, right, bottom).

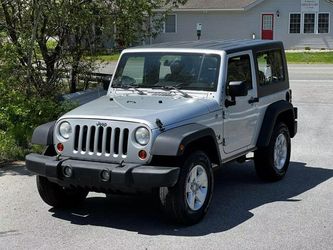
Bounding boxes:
135 127 150 146
59 121 72 139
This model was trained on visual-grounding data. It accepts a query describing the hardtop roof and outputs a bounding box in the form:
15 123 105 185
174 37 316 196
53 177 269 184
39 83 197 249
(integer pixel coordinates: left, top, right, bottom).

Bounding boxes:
130 39 284 54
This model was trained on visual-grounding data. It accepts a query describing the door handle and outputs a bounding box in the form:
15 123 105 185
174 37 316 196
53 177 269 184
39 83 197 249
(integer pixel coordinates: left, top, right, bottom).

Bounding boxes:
248 97 259 104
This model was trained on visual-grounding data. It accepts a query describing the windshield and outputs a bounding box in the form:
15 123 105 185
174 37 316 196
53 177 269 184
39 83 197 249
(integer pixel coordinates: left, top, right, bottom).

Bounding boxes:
112 52 220 91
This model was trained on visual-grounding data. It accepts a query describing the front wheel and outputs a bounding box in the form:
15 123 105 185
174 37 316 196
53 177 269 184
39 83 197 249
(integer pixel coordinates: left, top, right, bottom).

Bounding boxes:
36 176 88 208
254 122 291 181
158 151 214 225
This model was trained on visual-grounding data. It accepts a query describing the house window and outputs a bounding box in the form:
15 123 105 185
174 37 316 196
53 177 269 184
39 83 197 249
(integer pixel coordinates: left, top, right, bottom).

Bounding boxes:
304 13 315 33
289 13 301 33
165 15 176 33
263 15 273 30
318 13 329 33
289 12 330 35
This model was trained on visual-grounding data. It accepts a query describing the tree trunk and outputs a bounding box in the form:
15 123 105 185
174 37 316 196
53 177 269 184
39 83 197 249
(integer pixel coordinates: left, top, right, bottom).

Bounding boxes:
27 0 40 95
70 53 81 93
70 65 78 93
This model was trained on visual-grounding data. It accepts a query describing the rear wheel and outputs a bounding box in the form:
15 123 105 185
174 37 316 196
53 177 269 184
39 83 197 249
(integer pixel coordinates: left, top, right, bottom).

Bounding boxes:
158 151 214 225
36 176 88 208
254 122 291 181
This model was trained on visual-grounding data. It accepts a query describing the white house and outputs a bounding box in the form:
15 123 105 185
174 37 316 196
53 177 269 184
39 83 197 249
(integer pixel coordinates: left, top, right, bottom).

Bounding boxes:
153 0 333 49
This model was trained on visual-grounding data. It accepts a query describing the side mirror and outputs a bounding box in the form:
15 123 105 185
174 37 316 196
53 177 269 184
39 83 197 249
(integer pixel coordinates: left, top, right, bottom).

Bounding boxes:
228 81 248 97
225 81 248 108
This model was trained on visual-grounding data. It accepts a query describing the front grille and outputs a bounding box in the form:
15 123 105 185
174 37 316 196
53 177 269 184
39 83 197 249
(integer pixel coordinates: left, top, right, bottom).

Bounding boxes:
73 125 129 157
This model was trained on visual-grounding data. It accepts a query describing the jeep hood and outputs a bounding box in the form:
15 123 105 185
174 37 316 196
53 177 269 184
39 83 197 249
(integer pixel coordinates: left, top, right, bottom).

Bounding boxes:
61 95 219 129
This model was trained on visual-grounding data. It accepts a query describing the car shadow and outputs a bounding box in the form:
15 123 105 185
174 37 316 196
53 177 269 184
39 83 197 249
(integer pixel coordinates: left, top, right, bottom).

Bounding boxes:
49 161 333 236
0 162 33 177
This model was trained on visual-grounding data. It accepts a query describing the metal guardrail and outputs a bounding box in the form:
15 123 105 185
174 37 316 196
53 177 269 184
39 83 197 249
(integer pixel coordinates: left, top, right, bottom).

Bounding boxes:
34 62 113 105
60 72 112 105
61 87 107 105
82 72 113 89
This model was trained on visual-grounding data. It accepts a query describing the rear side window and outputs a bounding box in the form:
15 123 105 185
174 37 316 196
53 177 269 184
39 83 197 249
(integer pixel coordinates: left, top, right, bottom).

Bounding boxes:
256 50 285 86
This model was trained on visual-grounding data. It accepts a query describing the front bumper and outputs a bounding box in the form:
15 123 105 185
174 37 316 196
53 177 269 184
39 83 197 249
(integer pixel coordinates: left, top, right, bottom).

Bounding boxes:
26 153 180 190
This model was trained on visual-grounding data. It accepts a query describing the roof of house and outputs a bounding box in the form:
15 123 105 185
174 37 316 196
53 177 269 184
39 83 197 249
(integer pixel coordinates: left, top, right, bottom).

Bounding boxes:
170 0 265 11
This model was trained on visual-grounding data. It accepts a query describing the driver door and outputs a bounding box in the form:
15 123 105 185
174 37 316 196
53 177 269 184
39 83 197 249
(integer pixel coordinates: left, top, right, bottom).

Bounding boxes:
223 51 260 154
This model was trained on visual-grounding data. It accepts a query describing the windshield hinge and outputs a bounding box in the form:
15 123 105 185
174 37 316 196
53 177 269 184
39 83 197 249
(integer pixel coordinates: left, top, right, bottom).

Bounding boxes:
156 119 165 132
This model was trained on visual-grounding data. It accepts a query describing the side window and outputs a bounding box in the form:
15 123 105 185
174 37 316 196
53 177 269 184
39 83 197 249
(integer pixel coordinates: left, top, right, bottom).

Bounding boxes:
227 55 253 90
256 50 285 86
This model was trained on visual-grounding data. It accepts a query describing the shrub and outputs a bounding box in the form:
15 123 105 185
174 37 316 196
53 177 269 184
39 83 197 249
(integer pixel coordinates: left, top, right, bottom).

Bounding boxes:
0 81 76 161
0 131 25 161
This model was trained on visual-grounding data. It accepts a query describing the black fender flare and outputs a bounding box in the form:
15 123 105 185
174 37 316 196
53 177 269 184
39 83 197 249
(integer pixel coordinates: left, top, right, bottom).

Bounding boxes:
31 121 56 146
151 123 221 161
257 100 296 147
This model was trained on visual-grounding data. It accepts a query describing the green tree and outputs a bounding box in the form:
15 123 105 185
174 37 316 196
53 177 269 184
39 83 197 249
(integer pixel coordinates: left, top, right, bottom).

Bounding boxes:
0 0 187 160
111 0 187 48
0 0 111 94
1 0 187 94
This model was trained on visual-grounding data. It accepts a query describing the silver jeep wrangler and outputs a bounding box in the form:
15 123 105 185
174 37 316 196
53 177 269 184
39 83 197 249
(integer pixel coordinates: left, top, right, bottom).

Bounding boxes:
26 40 297 225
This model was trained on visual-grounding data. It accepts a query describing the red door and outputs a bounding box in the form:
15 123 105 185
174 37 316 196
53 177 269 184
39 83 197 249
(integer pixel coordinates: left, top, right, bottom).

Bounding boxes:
262 14 274 40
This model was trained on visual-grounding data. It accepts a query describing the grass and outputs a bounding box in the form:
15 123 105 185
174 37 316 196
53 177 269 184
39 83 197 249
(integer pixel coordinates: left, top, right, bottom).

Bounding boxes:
285 52 333 64
88 53 121 62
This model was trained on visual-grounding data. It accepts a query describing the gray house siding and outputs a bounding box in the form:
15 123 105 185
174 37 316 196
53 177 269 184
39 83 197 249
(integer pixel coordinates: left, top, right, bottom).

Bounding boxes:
153 0 333 49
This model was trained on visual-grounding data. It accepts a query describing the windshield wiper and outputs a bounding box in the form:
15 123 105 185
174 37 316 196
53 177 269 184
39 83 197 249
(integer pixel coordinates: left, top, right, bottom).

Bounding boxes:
152 83 192 98
114 84 146 95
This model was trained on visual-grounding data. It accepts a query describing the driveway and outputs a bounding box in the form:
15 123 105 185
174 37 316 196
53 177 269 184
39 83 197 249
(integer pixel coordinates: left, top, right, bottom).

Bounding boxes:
0 64 332 250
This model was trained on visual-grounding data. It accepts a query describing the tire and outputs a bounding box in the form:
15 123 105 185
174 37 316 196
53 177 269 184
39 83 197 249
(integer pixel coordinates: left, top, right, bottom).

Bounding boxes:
254 122 291 181
158 151 214 225
36 176 88 208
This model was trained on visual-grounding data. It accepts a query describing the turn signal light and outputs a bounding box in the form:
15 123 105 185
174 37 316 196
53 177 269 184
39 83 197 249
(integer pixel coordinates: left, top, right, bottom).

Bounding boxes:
57 143 64 152
138 150 147 160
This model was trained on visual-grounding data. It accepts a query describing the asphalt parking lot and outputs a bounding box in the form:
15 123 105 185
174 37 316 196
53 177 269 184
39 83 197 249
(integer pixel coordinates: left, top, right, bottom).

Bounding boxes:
0 64 332 250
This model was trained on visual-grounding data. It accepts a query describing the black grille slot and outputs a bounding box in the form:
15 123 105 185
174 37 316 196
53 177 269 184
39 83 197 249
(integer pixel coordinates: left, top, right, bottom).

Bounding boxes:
105 127 112 154
81 125 88 152
89 126 96 152
74 125 80 151
97 126 104 153
114 128 120 154
122 129 129 155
